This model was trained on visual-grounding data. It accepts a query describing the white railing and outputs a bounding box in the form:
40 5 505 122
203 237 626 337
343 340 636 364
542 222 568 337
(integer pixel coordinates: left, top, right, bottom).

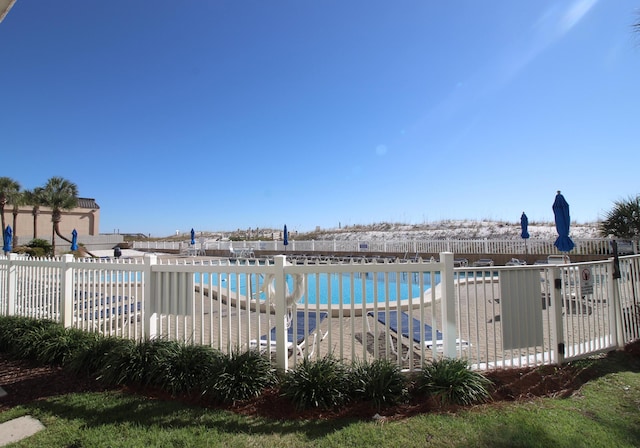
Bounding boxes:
1 253 638 372
133 237 622 256
455 260 622 369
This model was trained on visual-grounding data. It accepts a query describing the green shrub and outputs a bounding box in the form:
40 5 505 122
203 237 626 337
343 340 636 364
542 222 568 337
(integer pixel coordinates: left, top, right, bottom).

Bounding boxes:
4 318 61 360
27 238 53 257
206 349 277 404
97 338 170 386
0 316 42 352
30 325 93 365
350 358 408 410
97 338 228 391
0 317 89 365
280 354 350 410
130 338 182 387
66 334 125 376
153 343 225 397
418 357 492 406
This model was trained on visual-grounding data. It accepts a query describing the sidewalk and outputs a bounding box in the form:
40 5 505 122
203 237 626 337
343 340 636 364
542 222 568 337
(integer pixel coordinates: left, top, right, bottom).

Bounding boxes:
0 387 45 446
0 415 44 446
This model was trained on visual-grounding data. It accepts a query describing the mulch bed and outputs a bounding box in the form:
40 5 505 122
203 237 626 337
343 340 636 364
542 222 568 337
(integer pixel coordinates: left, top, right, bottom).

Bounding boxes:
2 340 639 421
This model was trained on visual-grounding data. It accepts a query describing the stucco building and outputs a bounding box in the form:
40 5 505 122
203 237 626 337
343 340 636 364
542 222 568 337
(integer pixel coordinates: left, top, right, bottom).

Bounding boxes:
6 198 100 242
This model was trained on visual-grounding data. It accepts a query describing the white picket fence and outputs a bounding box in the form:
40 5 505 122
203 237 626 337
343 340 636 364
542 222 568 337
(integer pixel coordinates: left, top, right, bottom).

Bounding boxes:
134 237 625 257
1 252 638 372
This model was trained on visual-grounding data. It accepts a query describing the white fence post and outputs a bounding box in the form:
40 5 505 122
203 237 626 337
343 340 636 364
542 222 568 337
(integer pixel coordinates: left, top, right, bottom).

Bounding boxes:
608 258 625 348
6 254 18 316
273 255 289 371
439 251 457 358
59 254 75 328
144 254 158 340
550 267 565 364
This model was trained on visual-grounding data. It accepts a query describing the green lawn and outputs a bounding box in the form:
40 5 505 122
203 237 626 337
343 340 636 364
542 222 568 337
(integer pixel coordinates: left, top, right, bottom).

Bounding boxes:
2 355 639 448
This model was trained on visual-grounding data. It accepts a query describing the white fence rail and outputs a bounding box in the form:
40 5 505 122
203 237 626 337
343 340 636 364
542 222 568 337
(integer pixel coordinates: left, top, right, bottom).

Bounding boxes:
134 237 626 257
1 253 639 372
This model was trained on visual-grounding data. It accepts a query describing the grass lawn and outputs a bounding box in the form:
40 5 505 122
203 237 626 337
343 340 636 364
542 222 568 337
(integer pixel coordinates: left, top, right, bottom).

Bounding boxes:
1 351 639 448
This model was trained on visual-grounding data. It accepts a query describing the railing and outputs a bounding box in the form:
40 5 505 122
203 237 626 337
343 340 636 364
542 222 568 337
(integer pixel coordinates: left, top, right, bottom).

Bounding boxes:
133 237 624 256
1 253 638 373
456 260 620 369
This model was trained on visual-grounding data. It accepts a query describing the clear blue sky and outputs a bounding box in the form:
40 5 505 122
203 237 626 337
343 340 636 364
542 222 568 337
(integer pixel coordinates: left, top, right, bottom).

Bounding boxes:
1 1 639 236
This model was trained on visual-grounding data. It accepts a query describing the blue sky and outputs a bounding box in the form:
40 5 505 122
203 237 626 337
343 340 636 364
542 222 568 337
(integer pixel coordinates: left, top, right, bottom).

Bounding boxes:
1 1 639 236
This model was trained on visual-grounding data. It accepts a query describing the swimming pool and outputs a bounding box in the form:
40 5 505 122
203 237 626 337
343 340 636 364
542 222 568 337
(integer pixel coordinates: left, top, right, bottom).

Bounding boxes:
196 271 441 306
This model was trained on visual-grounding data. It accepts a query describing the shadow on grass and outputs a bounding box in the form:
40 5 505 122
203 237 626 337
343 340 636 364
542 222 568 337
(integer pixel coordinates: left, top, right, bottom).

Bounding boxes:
21 391 355 440
4 341 640 443
474 347 640 447
573 346 640 382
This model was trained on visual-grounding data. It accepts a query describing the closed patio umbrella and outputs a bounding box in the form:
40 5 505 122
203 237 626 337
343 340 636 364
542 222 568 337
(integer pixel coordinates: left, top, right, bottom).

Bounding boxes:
520 212 530 254
283 224 288 251
3 225 12 255
190 228 195 245
552 191 575 252
71 229 78 251
520 212 530 239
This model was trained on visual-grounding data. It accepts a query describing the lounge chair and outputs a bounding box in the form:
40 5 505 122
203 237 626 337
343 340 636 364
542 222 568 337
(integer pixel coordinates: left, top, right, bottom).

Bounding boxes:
367 310 469 359
250 310 328 358
76 295 142 323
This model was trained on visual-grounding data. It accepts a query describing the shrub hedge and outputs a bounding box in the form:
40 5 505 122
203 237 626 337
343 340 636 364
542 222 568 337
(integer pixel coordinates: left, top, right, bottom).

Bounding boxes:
0 316 493 411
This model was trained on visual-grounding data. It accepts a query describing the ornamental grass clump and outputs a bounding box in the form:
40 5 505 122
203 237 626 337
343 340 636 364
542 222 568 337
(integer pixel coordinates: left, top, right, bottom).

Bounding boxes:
280 354 351 410
66 334 125 376
418 357 492 406
29 325 91 366
350 358 408 410
98 337 174 387
0 316 33 352
154 342 226 397
205 349 277 404
0 317 98 366
0 317 58 358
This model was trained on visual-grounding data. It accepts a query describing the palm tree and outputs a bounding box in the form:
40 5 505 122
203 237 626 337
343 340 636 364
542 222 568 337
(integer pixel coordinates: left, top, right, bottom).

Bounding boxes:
0 176 21 235
40 177 79 254
10 191 27 250
599 195 640 240
24 187 45 239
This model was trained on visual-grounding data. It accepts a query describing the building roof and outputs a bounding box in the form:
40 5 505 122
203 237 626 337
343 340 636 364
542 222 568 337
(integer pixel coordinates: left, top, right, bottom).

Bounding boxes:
0 0 16 23
77 198 100 209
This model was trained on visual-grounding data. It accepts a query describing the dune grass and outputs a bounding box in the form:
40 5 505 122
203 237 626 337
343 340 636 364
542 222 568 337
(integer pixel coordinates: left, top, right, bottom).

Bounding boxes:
1 353 639 448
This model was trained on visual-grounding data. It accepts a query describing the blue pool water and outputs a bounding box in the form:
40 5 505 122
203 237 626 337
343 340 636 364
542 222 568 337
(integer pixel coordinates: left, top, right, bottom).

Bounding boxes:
196 271 441 305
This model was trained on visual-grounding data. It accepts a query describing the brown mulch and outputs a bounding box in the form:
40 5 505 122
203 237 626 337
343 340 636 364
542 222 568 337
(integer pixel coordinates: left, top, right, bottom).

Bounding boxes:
2 340 639 421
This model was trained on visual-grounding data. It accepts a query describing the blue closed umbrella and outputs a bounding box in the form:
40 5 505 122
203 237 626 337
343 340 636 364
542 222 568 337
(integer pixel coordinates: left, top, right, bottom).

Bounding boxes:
283 224 288 251
3 225 12 254
520 212 530 239
190 228 195 245
552 191 575 252
520 212 530 255
71 229 78 251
